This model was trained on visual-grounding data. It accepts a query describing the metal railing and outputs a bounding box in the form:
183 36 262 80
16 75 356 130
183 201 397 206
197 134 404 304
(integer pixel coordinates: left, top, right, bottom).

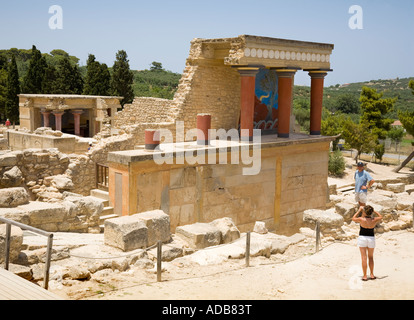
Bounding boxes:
96 163 109 191
0 217 53 290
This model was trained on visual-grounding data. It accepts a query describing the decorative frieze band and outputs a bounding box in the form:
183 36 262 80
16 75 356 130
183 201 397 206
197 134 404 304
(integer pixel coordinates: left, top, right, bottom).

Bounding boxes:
244 48 330 63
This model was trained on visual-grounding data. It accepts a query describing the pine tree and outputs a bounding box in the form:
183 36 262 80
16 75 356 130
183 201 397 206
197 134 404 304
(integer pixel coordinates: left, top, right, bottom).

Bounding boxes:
111 50 134 106
359 86 396 140
54 56 83 94
22 45 47 93
5 55 20 126
83 54 111 96
41 65 58 93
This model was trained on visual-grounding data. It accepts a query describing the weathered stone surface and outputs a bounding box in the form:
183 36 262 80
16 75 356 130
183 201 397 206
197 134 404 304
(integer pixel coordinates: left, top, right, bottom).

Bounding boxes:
253 221 268 234
335 202 357 222
176 222 221 249
303 208 344 230
210 217 240 243
104 215 148 252
386 183 405 193
0 187 29 207
135 210 171 246
395 192 414 211
18 201 66 227
0 153 17 167
50 175 74 191
1 166 23 188
0 225 23 263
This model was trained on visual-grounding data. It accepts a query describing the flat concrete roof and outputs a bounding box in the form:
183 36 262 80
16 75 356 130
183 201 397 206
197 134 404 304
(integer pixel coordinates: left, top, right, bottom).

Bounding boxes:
108 133 336 165
19 94 123 100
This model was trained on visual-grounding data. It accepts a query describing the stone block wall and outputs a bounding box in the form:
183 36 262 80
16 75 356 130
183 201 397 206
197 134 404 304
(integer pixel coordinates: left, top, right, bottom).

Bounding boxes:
113 97 175 128
109 139 331 235
112 44 241 146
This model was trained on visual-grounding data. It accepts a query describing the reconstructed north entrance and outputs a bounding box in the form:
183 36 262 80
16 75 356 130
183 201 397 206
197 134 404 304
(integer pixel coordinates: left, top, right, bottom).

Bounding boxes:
108 35 335 235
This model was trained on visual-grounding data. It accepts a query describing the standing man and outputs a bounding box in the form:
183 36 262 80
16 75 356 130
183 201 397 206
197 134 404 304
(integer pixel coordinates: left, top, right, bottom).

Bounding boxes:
355 162 375 207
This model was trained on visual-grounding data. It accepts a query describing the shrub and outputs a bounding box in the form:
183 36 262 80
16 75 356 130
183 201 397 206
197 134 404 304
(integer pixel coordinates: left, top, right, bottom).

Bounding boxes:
328 150 346 176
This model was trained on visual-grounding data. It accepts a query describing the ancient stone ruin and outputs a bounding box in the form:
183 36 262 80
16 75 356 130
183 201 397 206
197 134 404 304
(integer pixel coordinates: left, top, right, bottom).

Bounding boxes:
0 35 412 293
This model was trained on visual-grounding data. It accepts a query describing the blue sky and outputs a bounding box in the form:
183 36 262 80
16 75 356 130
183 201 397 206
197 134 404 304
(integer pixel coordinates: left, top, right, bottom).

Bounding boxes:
1 0 413 86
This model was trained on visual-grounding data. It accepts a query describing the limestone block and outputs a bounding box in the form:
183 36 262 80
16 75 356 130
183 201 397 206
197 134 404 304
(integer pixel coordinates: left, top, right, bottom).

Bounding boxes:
176 222 221 249
0 225 23 263
104 215 148 252
0 153 17 167
135 210 171 246
50 175 74 191
395 193 414 211
369 193 397 212
253 221 268 234
335 202 357 222
386 183 405 193
18 201 67 226
1 166 23 188
0 187 30 207
210 217 240 243
303 208 344 231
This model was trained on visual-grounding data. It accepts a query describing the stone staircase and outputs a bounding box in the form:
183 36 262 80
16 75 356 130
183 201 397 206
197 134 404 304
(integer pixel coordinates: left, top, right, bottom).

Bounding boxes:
89 189 118 232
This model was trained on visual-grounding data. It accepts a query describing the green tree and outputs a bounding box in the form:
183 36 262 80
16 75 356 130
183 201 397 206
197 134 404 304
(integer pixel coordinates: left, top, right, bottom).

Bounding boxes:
150 61 163 71
328 150 346 176
41 64 58 93
22 45 47 93
333 93 360 114
83 54 111 96
111 50 134 106
321 112 349 150
293 98 310 132
341 118 377 163
359 86 396 140
387 126 405 152
5 55 20 126
54 56 84 94
409 79 414 93
0 69 8 120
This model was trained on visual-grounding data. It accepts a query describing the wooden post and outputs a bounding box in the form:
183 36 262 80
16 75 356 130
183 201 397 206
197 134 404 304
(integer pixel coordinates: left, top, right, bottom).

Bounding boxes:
157 240 162 282
43 234 53 290
315 221 321 253
4 224 11 270
245 232 251 267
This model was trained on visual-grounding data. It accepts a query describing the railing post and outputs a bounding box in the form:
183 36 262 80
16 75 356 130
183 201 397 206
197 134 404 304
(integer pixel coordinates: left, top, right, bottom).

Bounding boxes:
157 240 162 282
43 234 54 289
0 217 54 290
245 232 251 267
315 221 321 253
4 223 11 270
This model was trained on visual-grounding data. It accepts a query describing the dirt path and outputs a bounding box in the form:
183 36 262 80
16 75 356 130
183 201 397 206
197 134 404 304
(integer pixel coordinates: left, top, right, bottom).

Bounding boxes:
84 230 414 300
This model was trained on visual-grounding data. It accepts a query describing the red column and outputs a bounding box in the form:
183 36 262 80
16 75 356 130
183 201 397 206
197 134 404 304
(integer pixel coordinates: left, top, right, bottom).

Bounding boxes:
40 110 51 128
238 67 259 140
72 110 84 136
309 71 328 135
197 113 211 145
276 70 296 138
145 129 160 150
52 111 64 132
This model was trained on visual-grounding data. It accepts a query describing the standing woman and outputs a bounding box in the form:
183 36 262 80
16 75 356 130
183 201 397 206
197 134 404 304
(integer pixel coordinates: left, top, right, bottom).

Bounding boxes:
352 205 383 281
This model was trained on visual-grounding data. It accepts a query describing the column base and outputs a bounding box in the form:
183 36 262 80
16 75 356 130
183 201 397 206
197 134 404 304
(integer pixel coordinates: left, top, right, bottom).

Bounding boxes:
278 133 289 138
310 131 321 136
145 143 160 150
197 140 210 146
